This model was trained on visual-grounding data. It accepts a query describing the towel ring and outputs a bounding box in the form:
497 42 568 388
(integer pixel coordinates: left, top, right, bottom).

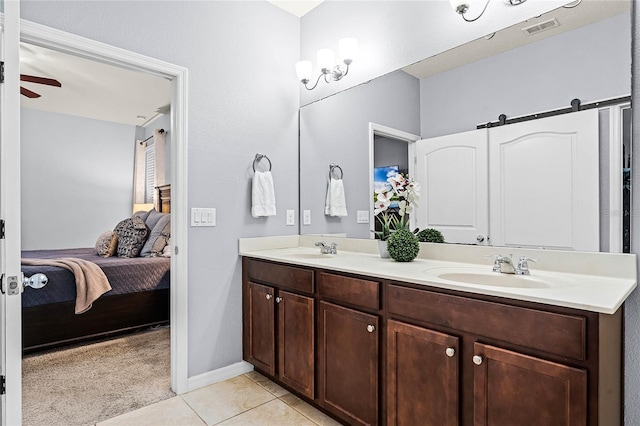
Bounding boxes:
329 163 343 179
253 154 272 172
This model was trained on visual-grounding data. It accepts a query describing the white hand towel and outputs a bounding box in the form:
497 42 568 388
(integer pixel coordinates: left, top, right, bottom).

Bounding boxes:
325 177 348 217
251 171 277 218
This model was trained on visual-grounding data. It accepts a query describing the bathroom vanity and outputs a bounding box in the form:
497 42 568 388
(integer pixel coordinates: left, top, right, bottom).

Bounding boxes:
240 236 636 425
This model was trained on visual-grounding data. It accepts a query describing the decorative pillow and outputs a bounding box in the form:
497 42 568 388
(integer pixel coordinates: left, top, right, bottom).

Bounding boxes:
114 216 149 258
144 209 165 231
133 209 152 223
141 213 170 257
95 231 118 257
149 220 171 257
162 238 171 257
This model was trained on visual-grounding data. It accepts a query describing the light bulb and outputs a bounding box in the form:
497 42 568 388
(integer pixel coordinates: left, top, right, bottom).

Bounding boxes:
317 48 335 72
295 60 312 83
338 38 358 65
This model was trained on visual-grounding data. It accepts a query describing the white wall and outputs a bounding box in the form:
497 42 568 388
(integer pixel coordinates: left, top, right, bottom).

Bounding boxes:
299 70 419 237
419 13 631 138
20 107 136 250
21 0 300 378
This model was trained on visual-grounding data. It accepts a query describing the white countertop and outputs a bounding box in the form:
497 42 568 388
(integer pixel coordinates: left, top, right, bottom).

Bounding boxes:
239 236 638 315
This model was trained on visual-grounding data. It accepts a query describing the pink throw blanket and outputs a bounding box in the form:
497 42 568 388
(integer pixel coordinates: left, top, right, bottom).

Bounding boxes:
21 257 112 314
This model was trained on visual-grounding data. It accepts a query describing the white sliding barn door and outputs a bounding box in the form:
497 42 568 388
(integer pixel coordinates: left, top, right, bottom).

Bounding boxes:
488 109 599 251
415 129 489 245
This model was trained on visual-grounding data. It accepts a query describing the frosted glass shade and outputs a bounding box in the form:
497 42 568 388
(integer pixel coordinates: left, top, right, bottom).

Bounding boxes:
295 60 312 82
317 48 335 71
339 38 358 63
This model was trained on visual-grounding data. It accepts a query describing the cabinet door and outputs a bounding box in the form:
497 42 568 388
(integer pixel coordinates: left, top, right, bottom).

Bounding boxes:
318 301 379 426
473 343 587 426
387 320 459 426
278 290 314 399
247 282 276 375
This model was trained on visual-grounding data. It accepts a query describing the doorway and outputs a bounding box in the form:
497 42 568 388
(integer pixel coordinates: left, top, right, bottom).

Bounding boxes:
17 19 188 421
368 122 420 235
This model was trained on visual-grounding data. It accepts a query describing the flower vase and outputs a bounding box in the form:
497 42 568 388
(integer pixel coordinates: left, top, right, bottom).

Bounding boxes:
378 240 390 258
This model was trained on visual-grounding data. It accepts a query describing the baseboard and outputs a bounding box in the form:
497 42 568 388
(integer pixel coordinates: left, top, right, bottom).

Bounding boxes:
186 361 254 392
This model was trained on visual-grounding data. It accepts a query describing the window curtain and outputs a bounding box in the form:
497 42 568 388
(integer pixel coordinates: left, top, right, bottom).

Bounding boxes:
132 129 166 205
133 139 147 204
153 129 167 187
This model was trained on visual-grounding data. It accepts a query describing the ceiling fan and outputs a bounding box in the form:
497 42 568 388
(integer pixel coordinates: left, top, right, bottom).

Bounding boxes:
20 74 62 98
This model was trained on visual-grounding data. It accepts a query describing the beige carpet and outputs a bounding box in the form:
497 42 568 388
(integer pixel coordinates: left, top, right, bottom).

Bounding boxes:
22 327 175 426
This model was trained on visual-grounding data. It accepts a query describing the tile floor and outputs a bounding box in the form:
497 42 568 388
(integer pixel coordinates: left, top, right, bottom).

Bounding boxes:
96 371 343 426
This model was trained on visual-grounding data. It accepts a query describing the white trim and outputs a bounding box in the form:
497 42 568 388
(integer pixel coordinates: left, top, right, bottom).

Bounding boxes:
368 122 421 235
18 20 190 394
608 103 630 253
187 361 255 392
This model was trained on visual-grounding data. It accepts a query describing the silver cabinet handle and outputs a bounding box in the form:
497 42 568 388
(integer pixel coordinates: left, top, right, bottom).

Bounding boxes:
275 297 282 303
476 235 485 243
265 294 272 300
472 355 483 365
445 347 455 357
367 324 375 333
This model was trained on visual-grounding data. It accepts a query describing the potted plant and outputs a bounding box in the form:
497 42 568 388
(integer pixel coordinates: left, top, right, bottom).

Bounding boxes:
372 173 420 260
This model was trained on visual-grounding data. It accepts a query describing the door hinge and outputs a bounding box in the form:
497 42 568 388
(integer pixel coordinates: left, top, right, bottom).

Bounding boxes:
0 219 5 239
0 376 5 395
0 62 4 84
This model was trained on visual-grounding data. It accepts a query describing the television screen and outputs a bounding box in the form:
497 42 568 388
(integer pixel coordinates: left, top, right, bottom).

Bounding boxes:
374 165 399 208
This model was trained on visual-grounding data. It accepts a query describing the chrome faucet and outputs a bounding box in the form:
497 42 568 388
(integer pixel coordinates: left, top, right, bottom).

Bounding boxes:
315 241 338 254
489 254 516 274
515 256 538 275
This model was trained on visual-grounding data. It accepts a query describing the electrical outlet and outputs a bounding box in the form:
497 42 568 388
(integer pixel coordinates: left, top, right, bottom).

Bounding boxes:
357 210 370 224
303 210 311 225
286 209 295 226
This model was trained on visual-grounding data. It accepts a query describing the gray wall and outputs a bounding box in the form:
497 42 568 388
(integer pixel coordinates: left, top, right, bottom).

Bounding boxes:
374 136 409 172
21 1 300 378
299 70 419 237
20 107 136 250
420 13 631 138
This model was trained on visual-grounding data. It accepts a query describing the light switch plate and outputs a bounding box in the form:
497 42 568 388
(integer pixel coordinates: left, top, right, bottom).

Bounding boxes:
286 210 295 226
191 208 216 227
357 210 370 224
303 210 311 225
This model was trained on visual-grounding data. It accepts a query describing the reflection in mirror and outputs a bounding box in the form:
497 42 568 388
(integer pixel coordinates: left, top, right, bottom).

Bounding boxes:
299 1 631 253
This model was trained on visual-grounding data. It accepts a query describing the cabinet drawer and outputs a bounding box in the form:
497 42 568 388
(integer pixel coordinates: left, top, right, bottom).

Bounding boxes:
319 272 380 310
246 259 314 293
387 284 586 360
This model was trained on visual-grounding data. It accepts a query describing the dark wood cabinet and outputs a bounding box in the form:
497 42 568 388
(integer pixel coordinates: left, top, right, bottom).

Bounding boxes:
473 343 587 426
386 319 459 426
318 300 379 426
246 282 275 375
242 257 622 426
278 290 314 398
243 259 315 399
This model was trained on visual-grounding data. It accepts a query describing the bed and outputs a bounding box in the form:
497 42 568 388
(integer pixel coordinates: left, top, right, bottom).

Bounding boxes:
21 199 172 353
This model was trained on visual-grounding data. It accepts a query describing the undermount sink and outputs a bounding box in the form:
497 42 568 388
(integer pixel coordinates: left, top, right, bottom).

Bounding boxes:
288 253 335 259
424 267 573 289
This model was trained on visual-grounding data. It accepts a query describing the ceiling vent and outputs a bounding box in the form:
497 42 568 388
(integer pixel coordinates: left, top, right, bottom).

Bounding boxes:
522 18 560 36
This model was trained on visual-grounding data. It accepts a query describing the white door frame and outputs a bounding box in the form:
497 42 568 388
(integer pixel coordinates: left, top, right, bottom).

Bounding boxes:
608 102 631 253
1 2 23 424
19 20 189 394
368 123 420 235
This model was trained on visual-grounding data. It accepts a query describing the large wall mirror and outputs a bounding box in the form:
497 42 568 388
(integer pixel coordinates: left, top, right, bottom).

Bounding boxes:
299 1 631 253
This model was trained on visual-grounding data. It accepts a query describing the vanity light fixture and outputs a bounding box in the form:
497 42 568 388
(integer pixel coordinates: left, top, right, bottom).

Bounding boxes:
295 37 358 90
450 0 527 22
